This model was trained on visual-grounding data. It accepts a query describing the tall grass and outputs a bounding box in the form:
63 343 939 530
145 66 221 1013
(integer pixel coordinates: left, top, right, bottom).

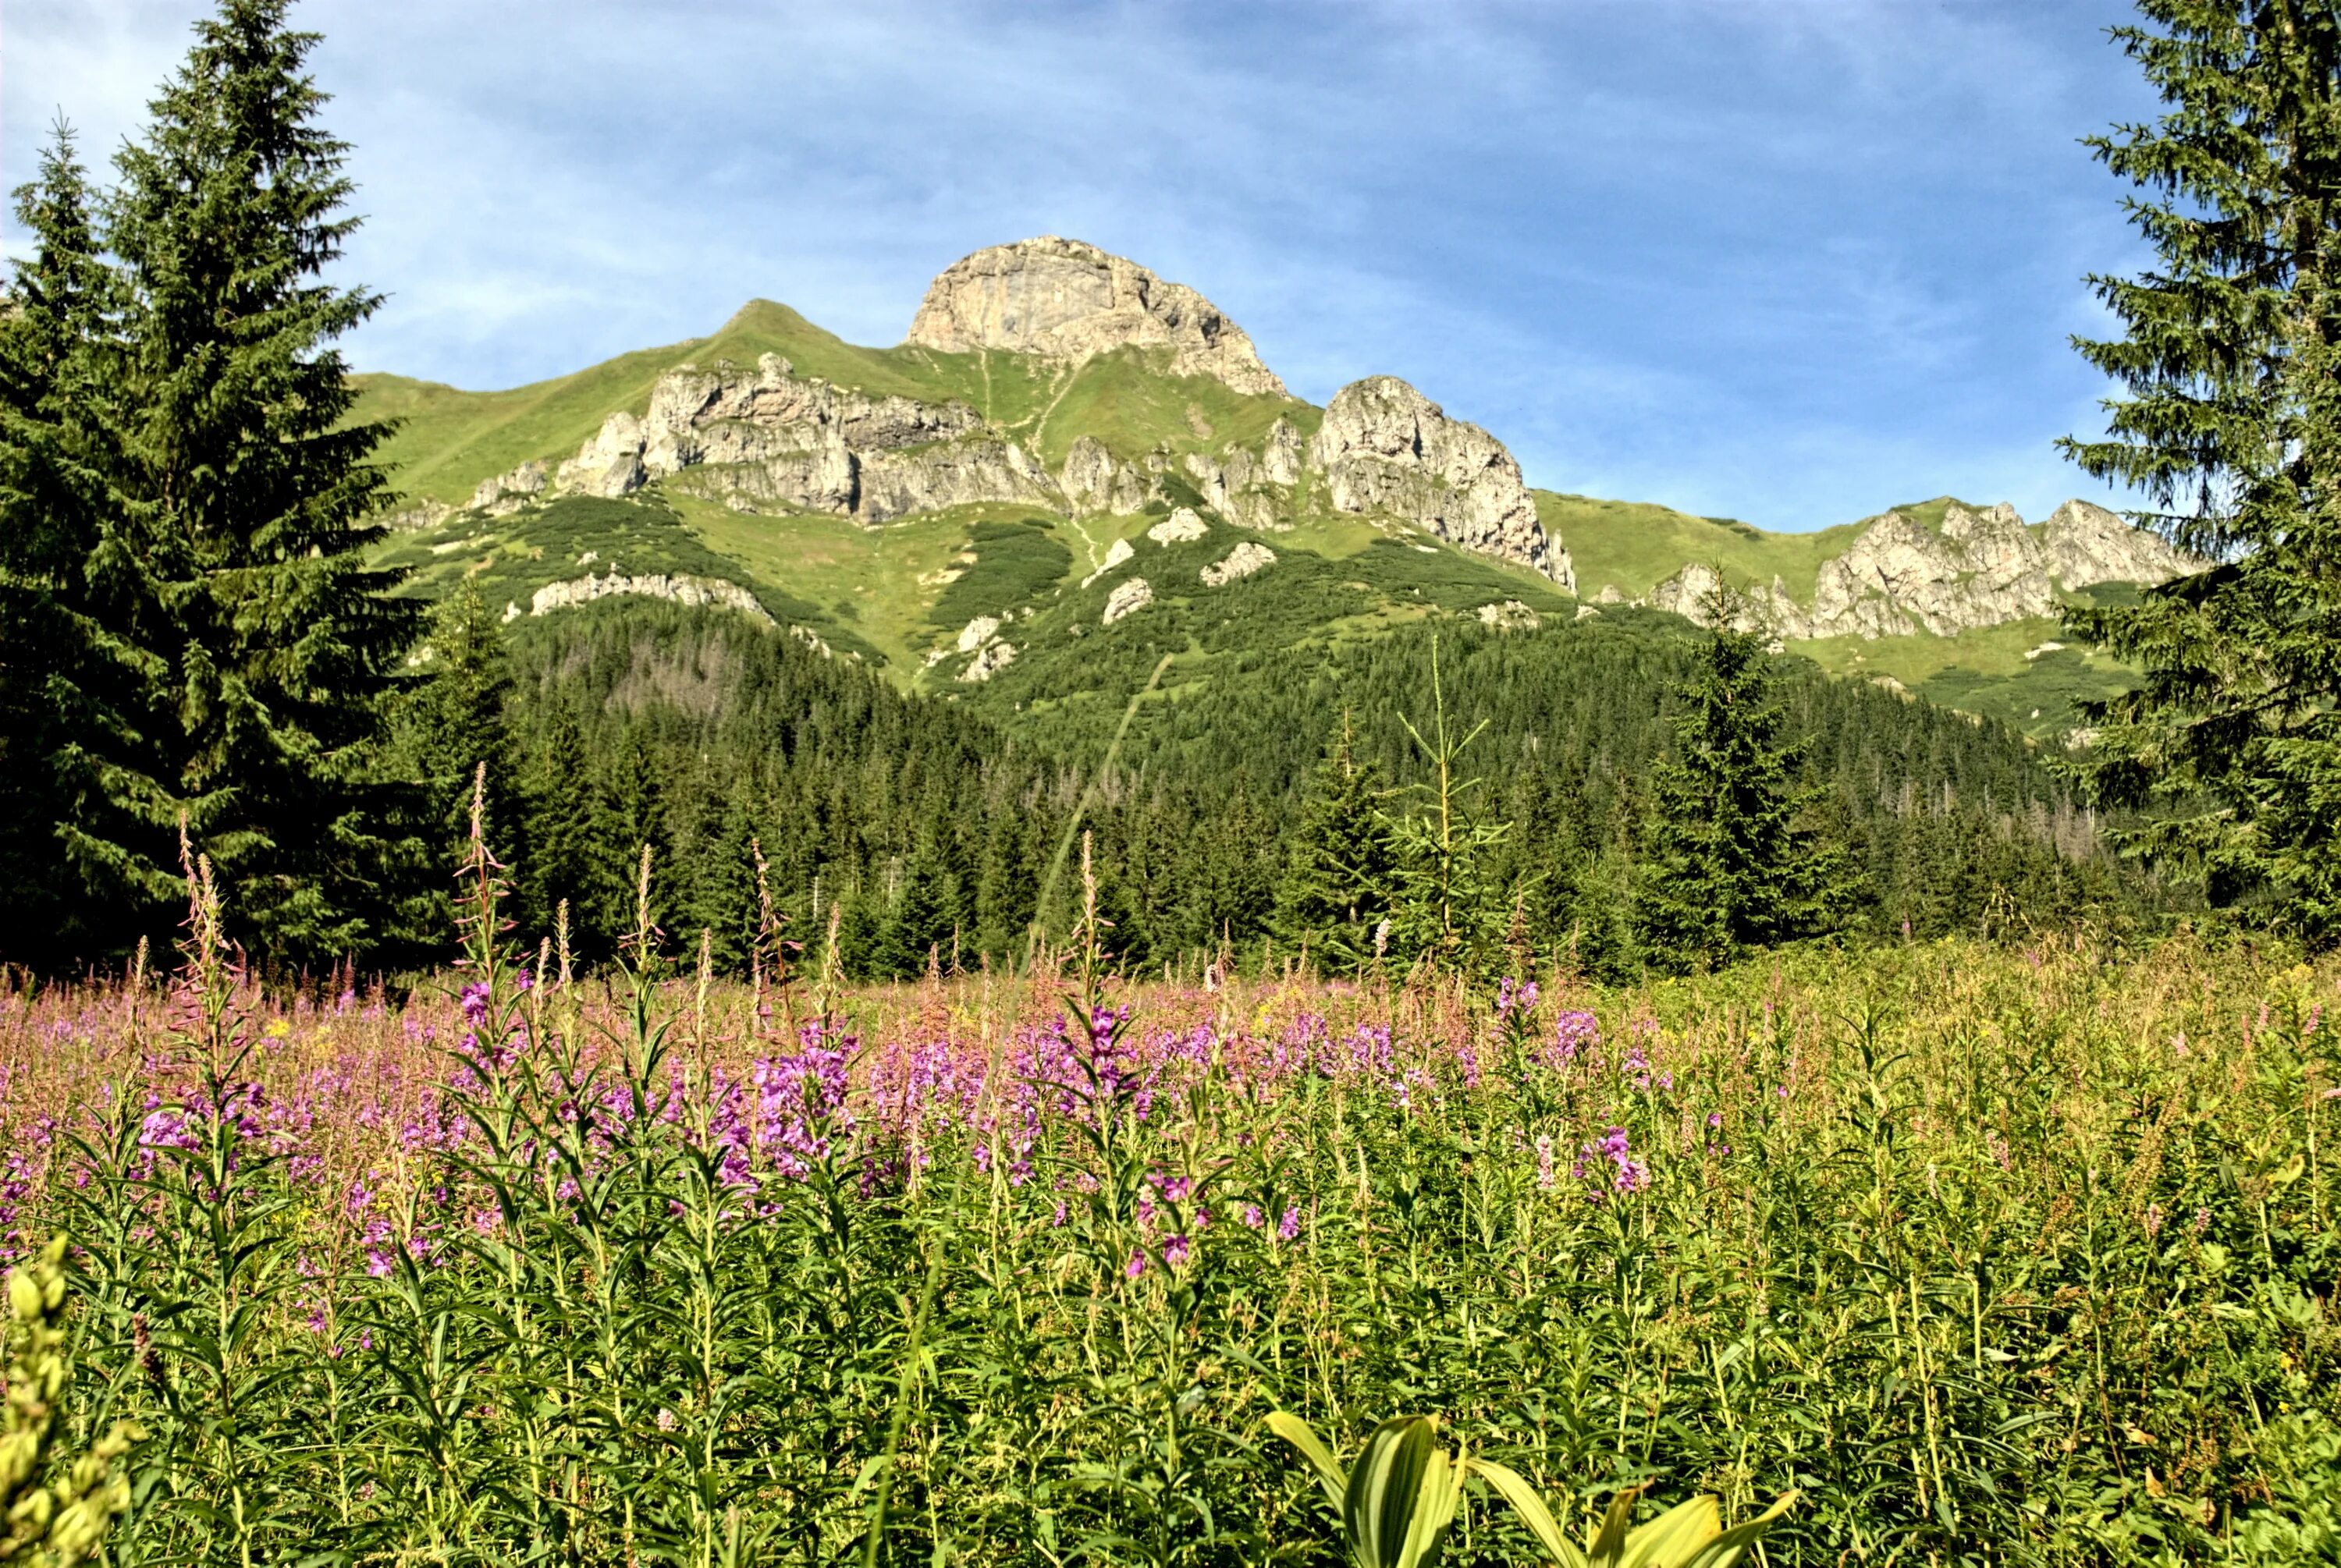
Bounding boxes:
1 835 2334 1564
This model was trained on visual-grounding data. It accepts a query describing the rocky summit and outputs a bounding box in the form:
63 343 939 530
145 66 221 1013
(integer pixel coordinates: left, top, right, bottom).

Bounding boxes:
1311 376 1571 589
904 236 1288 398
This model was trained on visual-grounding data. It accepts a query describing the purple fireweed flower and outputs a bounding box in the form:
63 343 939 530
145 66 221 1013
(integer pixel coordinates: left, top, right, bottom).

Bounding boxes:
1579 1126 1648 1199
1277 1204 1302 1243
1124 1250 1146 1279
1542 1011 1600 1070
1162 1234 1191 1268
1243 1204 1264 1229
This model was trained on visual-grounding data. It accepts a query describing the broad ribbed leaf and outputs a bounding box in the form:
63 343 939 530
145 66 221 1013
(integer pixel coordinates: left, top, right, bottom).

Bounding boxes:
1678 1492 1797 1568
1344 1417 1459 1568
1267 1412 1348 1512
1619 1495 1719 1567
1587 1488 1641 1568
1467 1458 1587 1568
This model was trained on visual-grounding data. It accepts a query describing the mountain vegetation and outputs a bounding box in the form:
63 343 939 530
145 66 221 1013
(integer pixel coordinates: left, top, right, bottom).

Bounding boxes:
2060 0 2341 941
0 0 2315 990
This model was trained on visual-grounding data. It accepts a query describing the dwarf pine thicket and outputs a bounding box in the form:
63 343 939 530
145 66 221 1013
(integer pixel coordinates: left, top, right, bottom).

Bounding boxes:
0 814 2333 1566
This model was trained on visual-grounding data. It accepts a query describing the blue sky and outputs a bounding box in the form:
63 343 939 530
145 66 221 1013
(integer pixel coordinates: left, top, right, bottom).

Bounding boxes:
6 0 2158 533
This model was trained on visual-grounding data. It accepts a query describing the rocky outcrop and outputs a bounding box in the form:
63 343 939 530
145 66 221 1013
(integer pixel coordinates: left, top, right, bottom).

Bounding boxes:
1308 377 1572 588
959 639 1017 683
471 460 547 515
550 353 1053 524
1200 541 1275 586
1148 508 1209 545
904 236 1288 396
854 438 1056 521
1647 497 2205 642
1081 537 1135 588
383 498 453 532
1261 417 1305 484
530 569 772 624
1059 435 1156 516
1102 576 1153 626
1179 442 1295 531
2040 499 2194 587
1647 562 1808 638
1810 504 2059 637
1477 601 1539 632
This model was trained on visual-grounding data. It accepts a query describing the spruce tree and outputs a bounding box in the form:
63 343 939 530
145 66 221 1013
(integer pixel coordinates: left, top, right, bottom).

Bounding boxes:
2062 0 2341 938
1641 615 1853 970
98 0 424 961
1382 644 1510 974
523 701 605 956
1273 712 1395 969
0 126 167 965
876 834 961 978
400 582 522 854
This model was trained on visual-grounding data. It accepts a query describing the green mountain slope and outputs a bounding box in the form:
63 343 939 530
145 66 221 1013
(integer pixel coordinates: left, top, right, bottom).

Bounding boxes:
348 239 2187 746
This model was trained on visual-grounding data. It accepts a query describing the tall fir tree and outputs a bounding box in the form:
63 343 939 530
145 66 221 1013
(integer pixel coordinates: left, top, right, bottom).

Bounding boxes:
1381 646 1510 974
2059 1 2341 938
522 699 606 957
1641 614 1853 970
1273 712 1396 970
0 125 169 966
400 582 522 854
95 0 425 961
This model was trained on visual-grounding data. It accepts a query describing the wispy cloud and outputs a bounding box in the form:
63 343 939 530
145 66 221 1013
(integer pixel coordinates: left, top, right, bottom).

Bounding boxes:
5 0 2157 530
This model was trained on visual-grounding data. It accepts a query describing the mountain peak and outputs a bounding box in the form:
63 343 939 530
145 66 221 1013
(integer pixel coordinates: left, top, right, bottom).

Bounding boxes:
902 236 1288 397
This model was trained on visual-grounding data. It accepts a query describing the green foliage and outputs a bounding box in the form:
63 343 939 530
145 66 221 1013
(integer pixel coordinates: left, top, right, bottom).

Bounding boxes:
1267 1414 1468 1568
0 123 158 970
1641 613 1855 970
2 1239 136 1566
2059 0 2341 942
927 519 1073 638
0 0 427 967
1381 641 1511 975
1275 711 1398 969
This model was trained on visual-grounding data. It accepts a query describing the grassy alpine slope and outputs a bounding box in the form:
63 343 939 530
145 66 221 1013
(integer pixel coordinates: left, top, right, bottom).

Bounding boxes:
350 300 2144 742
10 858 2335 1566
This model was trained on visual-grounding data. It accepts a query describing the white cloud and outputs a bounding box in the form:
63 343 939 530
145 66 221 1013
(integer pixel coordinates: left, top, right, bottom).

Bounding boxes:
3 0 2163 533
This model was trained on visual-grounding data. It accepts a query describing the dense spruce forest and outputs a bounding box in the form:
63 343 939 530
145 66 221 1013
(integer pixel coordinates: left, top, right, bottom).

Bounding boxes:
432 598 2144 984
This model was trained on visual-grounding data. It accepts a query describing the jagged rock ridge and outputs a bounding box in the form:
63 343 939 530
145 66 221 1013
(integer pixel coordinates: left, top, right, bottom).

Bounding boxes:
904 236 1287 397
1648 499 2198 640
1309 377 1573 589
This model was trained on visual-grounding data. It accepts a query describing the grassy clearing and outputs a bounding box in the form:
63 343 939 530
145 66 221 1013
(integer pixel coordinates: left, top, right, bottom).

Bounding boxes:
1792 616 2137 739
1540 490 1866 601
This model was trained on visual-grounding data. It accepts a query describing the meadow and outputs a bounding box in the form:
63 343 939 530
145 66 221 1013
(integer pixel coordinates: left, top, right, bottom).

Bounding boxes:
3 844 2335 1567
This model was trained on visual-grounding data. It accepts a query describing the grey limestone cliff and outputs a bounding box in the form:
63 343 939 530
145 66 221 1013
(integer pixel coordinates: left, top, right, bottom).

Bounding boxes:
1307 377 1572 587
904 236 1288 397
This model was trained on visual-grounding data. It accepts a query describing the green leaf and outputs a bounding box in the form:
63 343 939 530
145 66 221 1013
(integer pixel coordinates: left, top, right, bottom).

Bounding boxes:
1588 1488 1641 1567
1266 1411 1348 1512
1466 1458 1587 1568
1619 1495 1718 1567
1678 1492 1797 1568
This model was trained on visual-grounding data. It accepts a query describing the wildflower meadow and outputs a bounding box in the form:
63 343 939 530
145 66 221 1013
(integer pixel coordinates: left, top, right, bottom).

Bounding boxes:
0 819 2332 1568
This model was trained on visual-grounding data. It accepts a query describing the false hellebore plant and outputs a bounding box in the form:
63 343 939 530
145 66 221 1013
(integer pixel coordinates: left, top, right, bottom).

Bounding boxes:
1267 1411 1795 1568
